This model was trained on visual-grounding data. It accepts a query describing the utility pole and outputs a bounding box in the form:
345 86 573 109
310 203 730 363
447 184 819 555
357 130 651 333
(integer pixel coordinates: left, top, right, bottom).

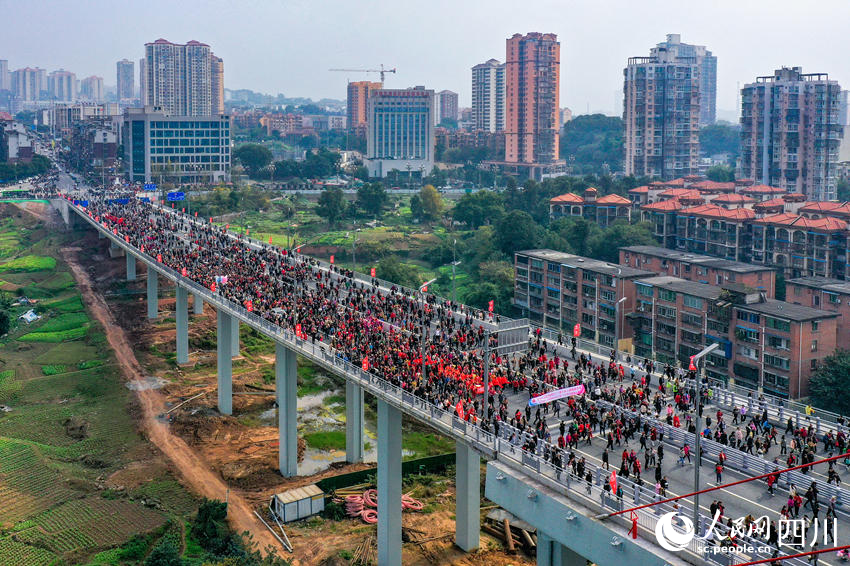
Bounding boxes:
419 278 437 384
482 330 491 417
691 342 719 533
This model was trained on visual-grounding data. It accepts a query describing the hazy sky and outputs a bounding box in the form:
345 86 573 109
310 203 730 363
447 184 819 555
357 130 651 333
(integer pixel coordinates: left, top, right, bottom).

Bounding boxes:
2 0 849 117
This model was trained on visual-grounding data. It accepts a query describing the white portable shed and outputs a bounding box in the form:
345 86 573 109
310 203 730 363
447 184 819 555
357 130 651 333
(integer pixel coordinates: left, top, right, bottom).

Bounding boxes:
269 484 325 523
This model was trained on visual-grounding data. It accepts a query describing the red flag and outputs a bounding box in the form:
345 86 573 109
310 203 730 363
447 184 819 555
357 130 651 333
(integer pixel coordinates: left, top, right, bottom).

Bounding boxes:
330 255 334 264
156 254 162 263
268 236 273 245
488 300 494 313
573 323 581 338
455 401 464 419
181 267 187 277
226 224 229 230
421 285 428 293
140 245 145 253
125 236 129 243
370 267 376 277
609 471 618 494
689 356 697 371
195 211 198 217
362 357 369 371
246 300 253 312
209 217 213 223
113 228 117 235
171 203 174 208
246 229 250 236
181 208 185 213
210 282 216 292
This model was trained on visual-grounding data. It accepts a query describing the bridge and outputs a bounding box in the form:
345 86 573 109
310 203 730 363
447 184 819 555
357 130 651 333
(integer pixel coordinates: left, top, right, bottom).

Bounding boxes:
49 193 850 566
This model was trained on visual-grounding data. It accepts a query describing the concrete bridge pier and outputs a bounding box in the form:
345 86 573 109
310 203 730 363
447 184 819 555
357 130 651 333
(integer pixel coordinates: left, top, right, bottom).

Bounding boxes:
377 399 402 566
193 293 204 315
216 310 233 415
175 286 189 364
126 254 136 281
537 533 585 566
147 268 158 319
231 317 240 357
276 343 298 477
345 382 364 463
455 440 480 551
98 230 105 239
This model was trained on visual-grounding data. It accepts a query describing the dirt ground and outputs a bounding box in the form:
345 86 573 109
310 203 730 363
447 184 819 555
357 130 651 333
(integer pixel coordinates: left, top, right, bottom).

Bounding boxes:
52 209 533 566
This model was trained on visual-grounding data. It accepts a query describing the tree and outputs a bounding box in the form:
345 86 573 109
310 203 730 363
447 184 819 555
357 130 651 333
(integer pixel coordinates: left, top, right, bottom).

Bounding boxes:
376 256 421 288
419 185 444 221
838 178 850 202
699 123 740 158
452 190 505 228
356 182 387 217
233 144 272 177
706 164 735 182
495 210 538 256
559 114 624 174
191 499 235 555
587 222 656 262
145 539 183 566
809 350 850 414
315 187 345 226
550 217 601 256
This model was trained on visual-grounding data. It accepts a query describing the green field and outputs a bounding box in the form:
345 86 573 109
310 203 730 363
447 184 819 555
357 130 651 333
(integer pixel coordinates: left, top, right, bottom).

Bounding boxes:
0 254 56 272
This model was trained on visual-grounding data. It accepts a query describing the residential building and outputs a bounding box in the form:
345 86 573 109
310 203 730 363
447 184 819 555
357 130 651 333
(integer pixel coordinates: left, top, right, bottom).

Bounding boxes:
139 57 146 105
80 76 104 102
123 107 231 184
504 33 563 172
619 245 776 297
560 107 573 127
144 39 214 116
48 70 77 102
69 117 119 170
1 121 33 163
435 90 458 125
347 80 381 131
650 34 717 126
365 86 434 178
740 67 843 201
210 54 224 114
11 68 45 102
623 45 700 179
116 59 134 102
674 204 754 261
50 103 121 138
471 59 505 133
786 277 850 346
751 213 846 279
514 249 654 348
549 187 632 227
0 60 9 91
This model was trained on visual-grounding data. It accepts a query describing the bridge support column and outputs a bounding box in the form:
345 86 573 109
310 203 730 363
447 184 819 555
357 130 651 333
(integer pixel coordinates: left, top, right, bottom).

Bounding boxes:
231 317 239 357
377 399 402 566
193 293 204 315
147 268 158 319
126 254 136 281
98 230 104 239
538 533 585 566
455 440 480 551
345 382 364 464
276 343 298 477
216 310 233 415
175 286 189 365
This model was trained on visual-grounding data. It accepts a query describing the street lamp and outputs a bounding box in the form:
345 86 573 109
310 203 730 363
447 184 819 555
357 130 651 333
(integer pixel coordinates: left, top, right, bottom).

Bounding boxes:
418 278 438 384
690 342 720 535
615 296 627 362
451 238 459 305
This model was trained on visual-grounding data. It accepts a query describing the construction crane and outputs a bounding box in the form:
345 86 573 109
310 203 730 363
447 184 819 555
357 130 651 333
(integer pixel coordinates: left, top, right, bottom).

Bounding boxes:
328 64 397 83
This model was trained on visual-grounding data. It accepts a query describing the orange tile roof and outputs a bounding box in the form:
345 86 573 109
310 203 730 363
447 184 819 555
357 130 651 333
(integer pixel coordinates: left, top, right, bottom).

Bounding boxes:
783 193 807 201
641 199 684 212
689 180 736 192
753 198 787 209
660 188 701 198
712 194 757 205
550 192 584 204
741 184 787 194
680 204 756 221
596 194 632 205
754 213 846 231
649 178 686 188
628 185 650 194
798 201 847 213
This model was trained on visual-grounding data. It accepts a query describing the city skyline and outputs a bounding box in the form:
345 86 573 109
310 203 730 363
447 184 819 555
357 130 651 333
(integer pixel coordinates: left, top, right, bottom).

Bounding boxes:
3 0 850 117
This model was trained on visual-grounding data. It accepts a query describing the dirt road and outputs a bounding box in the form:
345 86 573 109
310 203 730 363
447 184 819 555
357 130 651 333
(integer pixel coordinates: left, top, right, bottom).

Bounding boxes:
62 248 283 554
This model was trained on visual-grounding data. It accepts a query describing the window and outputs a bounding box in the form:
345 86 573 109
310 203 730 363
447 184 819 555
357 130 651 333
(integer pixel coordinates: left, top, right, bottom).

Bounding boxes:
659 289 676 302
683 295 704 309
738 311 760 324
811 340 818 352
657 305 677 319
765 317 790 332
766 335 790 350
600 289 616 302
582 284 596 297
811 359 819 371
812 321 819 331
682 313 703 327
828 293 840 304
583 271 596 281
793 286 802 297
547 262 561 273
764 354 791 370
637 284 654 298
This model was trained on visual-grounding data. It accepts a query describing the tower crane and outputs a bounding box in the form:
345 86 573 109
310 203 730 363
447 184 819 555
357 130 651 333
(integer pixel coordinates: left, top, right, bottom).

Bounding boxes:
328 64 397 83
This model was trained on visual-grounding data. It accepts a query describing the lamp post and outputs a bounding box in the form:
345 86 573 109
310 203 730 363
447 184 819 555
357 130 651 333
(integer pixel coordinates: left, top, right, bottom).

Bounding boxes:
418 278 438 384
690 342 720 534
451 238 458 305
615 296 627 362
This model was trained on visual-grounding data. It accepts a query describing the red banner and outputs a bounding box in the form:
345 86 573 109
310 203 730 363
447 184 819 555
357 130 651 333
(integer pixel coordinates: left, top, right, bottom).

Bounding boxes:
370 268 376 277
488 300 494 312
210 282 216 292
362 357 369 371
181 267 187 277
246 300 253 312
689 355 697 371
573 323 581 338
330 255 334 264
156 254 162 263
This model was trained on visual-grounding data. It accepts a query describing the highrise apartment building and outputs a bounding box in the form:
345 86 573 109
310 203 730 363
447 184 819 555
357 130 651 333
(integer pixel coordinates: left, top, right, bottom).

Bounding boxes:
0 60 9 91
504 33 561 166
11 68 44 101
80 76 104 102
366 86 434 177
116 59 134 102
650 34 716 126
435 90 458 124
144 39 220 116
471 59 505 133
48 69 77 101
210 54 224 115
740 67 843 201
623 47 700 179
347 80 382 130
139 58 146 105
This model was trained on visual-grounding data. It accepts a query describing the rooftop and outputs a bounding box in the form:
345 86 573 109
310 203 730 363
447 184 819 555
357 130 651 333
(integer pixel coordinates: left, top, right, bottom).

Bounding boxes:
753 198 787 209
628 185 650 194
754 213 846 231
786 276 850 295
681 204 756 221
641 198 684 212
596 194 631 205
620 245 774 273
517 249 655 278
737 299 838 322
550 192 583 204
712 194 756 205
635 276 723 300
741 184 787 195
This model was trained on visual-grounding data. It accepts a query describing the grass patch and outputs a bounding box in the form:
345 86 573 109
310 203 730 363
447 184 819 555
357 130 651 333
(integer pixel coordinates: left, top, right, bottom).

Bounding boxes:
41 364 67 375
402 431 456 460
78 360 104 370
0 254 56 272
35 312 89 332
18 326 87 343
43 294 85 313
304 430 346 451
322 394 345 406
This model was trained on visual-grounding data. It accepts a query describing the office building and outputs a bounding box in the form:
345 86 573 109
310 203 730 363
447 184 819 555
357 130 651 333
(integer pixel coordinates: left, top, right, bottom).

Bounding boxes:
505 33 561 166
144 39 214 116
80 76 104 102
347 80 381 130
471 59 505 133
139 57 146 105
11 68 44 102
650 34 716 126
365 86 434 178
116 59 134 102
435 90 458 124
0 60 9 91
123 107 231 184
210 54 224 114
49 69 77 102
740 67 843 201
623 45 700 179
